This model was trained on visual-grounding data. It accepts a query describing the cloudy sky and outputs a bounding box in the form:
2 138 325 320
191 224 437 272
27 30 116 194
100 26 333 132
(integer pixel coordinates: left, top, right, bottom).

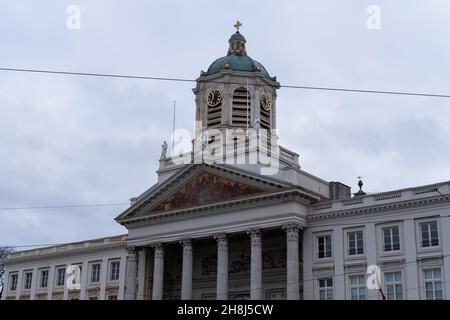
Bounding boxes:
1 1 450 248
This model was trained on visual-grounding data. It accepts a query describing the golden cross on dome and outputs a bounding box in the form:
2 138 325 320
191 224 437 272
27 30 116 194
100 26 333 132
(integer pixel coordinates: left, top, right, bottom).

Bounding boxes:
234 20 242 32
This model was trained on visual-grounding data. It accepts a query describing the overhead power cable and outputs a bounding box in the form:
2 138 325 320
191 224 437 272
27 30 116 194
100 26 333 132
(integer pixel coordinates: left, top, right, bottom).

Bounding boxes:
0 203 129 211
1 67 450 98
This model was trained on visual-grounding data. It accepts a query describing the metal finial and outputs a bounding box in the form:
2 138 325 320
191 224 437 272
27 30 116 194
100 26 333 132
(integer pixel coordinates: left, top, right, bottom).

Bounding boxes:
234 20 242 32
354 176 366 197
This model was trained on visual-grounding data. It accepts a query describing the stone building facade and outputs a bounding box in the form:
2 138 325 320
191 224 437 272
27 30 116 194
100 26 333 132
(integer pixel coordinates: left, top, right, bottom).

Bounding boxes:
3 25 450 300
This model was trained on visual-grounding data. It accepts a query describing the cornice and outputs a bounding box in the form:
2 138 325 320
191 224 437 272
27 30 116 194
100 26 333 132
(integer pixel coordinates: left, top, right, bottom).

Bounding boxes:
121 188 319 227
308 195 450 223
5 241 127 265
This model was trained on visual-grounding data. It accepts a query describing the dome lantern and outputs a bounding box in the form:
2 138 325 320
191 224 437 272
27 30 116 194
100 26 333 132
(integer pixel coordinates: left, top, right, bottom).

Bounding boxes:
204 21 274 79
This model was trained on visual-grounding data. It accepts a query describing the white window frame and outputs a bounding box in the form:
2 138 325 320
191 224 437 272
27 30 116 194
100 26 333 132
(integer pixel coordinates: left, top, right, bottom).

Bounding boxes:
315 232 333 261
416 219 441 251
39 269 49 289
421 267 444 300
90 262 101 284
382 225 401 252
23 270 33 290
109 260 120 282
9 273 19 292
317 277 333 300
345 228 365 258
348 274 367 300
377 222 403 257
384 271 403 300
55 266 66 287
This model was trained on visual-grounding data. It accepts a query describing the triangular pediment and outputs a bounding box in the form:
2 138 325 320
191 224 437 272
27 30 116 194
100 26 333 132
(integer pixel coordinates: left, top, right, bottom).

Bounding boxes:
150 172 264 213
116 164 291 222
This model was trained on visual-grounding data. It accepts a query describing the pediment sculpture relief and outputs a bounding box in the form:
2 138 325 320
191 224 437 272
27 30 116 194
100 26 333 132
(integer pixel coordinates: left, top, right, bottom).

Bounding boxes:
151 172 264 212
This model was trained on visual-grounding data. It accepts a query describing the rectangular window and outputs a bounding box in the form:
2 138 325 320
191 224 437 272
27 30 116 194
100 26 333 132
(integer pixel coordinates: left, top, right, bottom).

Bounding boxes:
40 270 49 288
108 295 118 300
385 272 403 300
423 268 443 300
10 274 18 291
349 275 367 300
56 267 65 287
89 296 98 300
318 277 333 300
109 261 120 281
317 235 332 259
382 226 400 252
420 221 439 248
90 263 101 283
24 272 33 290
348 231 364 255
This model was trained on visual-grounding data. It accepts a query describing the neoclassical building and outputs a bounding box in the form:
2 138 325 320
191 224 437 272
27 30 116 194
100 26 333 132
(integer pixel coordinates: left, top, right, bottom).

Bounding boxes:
3 24 450 301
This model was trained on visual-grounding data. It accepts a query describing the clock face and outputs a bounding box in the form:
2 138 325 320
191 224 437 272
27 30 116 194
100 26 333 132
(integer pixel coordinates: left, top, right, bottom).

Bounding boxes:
260 91 272 111
206 88 223 107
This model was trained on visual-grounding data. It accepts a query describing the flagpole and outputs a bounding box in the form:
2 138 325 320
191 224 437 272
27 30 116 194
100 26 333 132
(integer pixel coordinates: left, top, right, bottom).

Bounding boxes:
172 100 176 151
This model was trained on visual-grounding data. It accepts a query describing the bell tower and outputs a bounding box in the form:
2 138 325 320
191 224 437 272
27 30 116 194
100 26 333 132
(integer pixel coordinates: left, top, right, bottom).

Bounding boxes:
193 22 280 139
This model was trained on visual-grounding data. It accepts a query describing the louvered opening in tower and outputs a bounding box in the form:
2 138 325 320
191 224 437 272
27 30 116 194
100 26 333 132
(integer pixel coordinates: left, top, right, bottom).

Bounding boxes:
232 87 251 128
260 107 270 130
207 102 222 129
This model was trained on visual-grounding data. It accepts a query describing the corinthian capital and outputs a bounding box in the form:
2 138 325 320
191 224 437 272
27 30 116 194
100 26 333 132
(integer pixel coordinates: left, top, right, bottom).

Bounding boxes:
180 239 193 254
152 242 164 258
214 233 228 250
282 223 302 241
247 228 261 246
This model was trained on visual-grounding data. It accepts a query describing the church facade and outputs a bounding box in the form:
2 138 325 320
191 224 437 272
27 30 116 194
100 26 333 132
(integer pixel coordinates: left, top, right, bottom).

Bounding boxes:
3 24 450 301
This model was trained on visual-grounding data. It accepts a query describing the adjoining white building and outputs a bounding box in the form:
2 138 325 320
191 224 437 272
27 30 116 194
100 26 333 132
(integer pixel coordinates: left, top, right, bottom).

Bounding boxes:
3 24 450 301
3 235 128 300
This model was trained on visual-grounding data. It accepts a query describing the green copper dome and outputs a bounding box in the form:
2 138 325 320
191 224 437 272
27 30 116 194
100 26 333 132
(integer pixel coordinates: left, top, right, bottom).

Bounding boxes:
204 30 272 79
206 54 270 77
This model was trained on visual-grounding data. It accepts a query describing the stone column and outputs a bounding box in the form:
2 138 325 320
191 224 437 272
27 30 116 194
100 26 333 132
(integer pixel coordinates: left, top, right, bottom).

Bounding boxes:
404 220 419 299
99 257 109 300
333 226 345 300
302 228 313 300
214 233 228 300
283 224 301 300
441 211 450 301
117 255 128 300
137 249 147 300
180 239 193 300
152 243 164 300
124 247 138 300
15 270 23 300
79 261 89 300
247 229 262 300
1 270 9 300
365 223 379 300
30 267 38 300
46 266 55 300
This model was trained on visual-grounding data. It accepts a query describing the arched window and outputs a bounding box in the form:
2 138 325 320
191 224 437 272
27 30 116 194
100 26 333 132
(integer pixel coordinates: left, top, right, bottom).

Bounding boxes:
232 87 251 128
